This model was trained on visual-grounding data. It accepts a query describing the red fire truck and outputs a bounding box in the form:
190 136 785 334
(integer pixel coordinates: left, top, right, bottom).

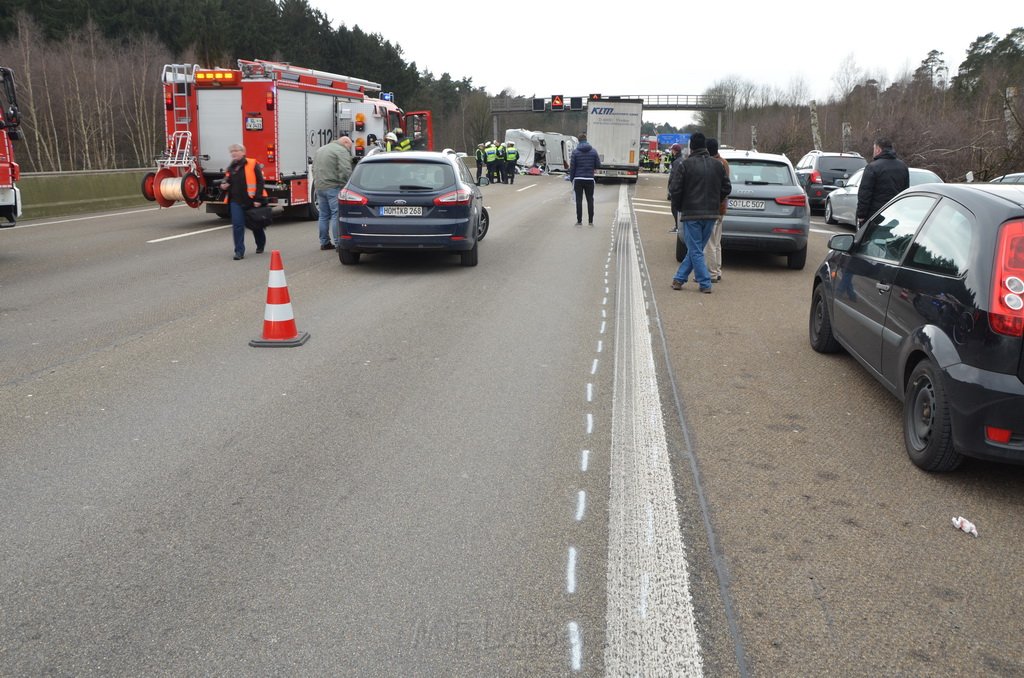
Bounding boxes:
141 59 433 218
0 66 22 227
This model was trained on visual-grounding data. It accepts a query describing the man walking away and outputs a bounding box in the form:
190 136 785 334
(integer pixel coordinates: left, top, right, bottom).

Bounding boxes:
704 138 730 282
669 132 731 293
568 133 601 226
856 136 909 227
312 135 354 250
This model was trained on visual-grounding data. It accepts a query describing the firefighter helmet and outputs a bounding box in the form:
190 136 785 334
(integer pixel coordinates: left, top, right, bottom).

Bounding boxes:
395 128 404 135
385 132 397 142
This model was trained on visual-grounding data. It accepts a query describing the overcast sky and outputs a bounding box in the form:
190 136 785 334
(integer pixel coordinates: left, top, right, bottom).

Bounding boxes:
312 1 1020 128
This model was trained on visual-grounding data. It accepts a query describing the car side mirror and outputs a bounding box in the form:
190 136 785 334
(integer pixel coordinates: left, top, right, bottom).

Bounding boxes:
834 179 846 188
828 233 855 252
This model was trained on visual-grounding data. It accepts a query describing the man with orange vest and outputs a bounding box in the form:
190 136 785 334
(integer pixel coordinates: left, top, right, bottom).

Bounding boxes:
220 143 267 260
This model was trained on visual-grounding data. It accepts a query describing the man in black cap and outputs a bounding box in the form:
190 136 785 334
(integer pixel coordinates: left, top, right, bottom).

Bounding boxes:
669 132 731 293
856 137 909 227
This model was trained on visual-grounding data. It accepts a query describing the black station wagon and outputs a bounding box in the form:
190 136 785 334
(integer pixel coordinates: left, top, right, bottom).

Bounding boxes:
809 183 1024 471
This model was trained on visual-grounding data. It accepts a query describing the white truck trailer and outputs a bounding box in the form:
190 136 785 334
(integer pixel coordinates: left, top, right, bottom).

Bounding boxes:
586 98 642 183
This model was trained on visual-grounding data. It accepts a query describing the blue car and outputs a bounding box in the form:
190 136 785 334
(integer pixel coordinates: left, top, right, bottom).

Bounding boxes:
338 150 488 267
809 183 1024 471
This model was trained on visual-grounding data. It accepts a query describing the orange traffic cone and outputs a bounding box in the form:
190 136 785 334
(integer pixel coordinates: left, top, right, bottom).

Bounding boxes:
249 250 310 347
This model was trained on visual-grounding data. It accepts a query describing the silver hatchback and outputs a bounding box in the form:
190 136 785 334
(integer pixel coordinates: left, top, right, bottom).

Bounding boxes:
677 150 810 269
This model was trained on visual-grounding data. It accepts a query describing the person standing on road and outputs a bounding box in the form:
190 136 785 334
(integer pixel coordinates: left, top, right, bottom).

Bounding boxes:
669 132 731 293
475 143 486 185
856 137 909 227
568 133 601 226
484 140 499 185
665 143 683 232
312 135 354 251
505 142 519 184
704 138 730 283
220 143 267 261
496 143 508 184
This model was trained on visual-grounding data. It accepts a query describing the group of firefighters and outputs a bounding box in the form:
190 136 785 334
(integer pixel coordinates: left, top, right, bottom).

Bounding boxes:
474 140 520 185
364 127 415 154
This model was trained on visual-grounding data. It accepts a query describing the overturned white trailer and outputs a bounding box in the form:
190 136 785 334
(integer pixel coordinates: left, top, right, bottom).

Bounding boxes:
504 128 578 173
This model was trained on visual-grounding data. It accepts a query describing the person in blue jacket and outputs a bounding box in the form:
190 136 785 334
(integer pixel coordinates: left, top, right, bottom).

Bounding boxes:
568 134 601 226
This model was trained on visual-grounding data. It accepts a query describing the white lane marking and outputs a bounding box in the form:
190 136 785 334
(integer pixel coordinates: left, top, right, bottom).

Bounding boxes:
591 359 599 375
587 383 594 402
811 226 846 235
600 321 606 334
602 309 607 319
634 208 671 215
586 413 594 435
581 450 590 472
603 297 608 305
646 503 655 546
567 546 578 594
568 622 583 672
597 340 603 353
517 184 537 192
6 205 183 230
148 224 231 242
576 490 587 521
606 183 702 676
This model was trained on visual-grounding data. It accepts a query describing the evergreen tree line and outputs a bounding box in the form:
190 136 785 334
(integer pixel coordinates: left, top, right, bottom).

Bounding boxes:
0 3 488 171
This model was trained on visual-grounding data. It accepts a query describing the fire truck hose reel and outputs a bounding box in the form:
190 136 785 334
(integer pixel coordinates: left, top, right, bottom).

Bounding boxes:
159 177 185 202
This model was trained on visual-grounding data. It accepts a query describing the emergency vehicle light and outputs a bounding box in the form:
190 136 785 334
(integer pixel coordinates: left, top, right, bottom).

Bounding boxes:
355 113 365 131
266 91 275 110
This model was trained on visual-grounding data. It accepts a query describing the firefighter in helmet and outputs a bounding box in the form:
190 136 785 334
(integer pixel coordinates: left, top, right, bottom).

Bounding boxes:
384 132 398 152
394 127 412 152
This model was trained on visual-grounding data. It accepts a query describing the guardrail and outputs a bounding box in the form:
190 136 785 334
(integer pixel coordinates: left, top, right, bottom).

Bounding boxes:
18 169 152 220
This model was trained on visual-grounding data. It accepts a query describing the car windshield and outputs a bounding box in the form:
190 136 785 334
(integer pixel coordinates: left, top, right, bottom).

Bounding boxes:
730 160 793 186
353 160 456 192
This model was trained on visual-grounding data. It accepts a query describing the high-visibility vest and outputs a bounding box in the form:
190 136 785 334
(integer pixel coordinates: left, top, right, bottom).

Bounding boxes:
485 145 497 162
506 148 519 162
476 148 486 162
223 158 266 202
397 137 412 151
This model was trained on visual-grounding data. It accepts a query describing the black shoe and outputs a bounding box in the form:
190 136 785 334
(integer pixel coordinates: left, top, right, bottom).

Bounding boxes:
233 254 244 260
699 286 712 294
575 221 582 226
320 243 335 251
255 247 264 254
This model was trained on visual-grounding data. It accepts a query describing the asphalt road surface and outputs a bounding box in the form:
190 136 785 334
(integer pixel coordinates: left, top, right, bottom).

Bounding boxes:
1 173 1022 676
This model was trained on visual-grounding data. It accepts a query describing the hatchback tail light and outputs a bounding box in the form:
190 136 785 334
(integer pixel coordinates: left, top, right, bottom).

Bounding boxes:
775 194 808 207
338 188 367 205
809 170 822 185
434 188 472 206
989 219 1024 337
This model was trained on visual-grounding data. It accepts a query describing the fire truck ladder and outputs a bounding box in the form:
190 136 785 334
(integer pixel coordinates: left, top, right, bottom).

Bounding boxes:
246 59 381 94
158 64 198 173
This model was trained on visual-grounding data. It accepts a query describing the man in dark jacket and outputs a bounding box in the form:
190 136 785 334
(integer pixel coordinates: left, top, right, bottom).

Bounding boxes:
856 137 909 226
669 132 731 293
568 133 601 226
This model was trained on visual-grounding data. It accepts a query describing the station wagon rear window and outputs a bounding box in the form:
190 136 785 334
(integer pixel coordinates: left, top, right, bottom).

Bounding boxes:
354 161 456 192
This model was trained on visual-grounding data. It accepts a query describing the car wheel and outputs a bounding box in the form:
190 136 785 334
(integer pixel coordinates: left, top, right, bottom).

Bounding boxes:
787 245 808 270
460 242 479 267
824 200 838 225
476 208 489 241
903 360 962 472
675 235 687 263
338 248 360 265
305 185 320 221
809 284 841 353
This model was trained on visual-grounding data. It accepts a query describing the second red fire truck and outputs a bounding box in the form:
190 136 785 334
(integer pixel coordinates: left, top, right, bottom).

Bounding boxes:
0 66 22 227
141 59 433 218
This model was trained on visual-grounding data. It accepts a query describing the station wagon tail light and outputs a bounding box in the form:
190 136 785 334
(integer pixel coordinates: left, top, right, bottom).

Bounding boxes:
338 188 367 205
434 188 472 206
809 170 822 184
775 194 808 207
989 220 1024 336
